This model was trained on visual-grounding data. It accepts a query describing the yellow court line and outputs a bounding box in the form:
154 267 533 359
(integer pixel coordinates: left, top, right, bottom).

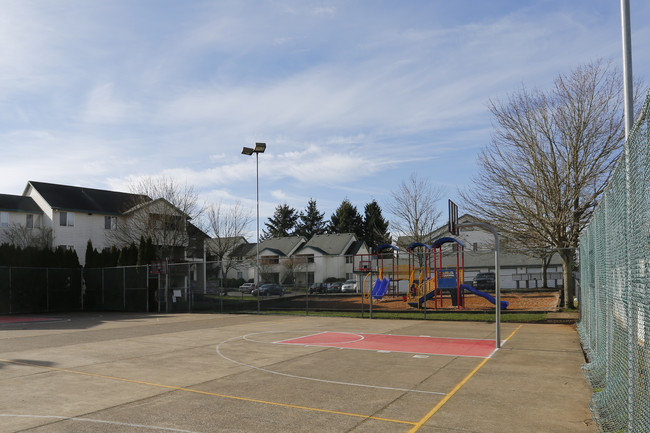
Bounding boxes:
0 358 415 427
407 324 524 433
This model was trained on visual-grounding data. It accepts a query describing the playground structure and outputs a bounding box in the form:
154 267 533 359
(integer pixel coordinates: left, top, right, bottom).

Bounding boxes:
354 237 508 310
355 244 408 300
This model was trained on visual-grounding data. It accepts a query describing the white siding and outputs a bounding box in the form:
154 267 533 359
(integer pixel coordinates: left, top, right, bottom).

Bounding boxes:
53 211 117 262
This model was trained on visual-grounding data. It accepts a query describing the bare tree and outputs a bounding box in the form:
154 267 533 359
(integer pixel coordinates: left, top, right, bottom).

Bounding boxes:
462 60 645 307
107 176 205 260
206 201 253 283
1 223 53 249
280 256 307 286
388 173 444 249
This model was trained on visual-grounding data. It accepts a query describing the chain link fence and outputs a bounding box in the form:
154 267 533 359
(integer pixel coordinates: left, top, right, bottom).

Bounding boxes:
1 249 565 315
0 266 82 313
578 93 650 433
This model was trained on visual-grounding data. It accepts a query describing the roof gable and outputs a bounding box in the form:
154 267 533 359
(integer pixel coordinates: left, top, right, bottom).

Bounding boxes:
298 233 357 255
344 239 367 256
253 236 306 257
26 181 150 215
230 242 255 257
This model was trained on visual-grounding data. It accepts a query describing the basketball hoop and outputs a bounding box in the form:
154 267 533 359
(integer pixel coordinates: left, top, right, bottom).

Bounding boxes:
151 260 167 275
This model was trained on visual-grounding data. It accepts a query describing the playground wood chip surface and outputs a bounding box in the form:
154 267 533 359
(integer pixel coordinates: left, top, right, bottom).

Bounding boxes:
289 290 560 311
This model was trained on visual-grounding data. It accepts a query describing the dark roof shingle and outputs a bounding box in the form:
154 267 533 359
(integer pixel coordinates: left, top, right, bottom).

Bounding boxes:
27 181 150 215
0 194 42 213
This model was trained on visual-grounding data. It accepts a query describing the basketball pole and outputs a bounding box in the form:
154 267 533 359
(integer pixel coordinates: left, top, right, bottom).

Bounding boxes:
449 200 501 349
456 221 501 349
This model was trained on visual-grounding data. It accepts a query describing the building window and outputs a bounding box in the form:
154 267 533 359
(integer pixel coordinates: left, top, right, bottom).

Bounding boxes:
0 211 8 227
148 213 183 231
296 255 314 264
261 256 279 265
60 212 74 227
26 214 41 229
345 255 353 264
105 216 117 230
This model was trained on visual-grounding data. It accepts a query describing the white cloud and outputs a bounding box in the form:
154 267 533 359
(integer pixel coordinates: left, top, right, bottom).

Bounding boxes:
82 82 140 124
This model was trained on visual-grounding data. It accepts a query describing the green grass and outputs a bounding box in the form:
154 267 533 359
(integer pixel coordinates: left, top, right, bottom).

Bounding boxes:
238 309 547 323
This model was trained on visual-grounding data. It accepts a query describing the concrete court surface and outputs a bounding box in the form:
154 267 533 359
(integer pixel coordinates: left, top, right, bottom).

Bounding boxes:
0 313 595 432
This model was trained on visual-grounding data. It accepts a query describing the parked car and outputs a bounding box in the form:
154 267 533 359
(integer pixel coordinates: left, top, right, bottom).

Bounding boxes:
239 282 255 293
341 280 357 293
472 272 495 291
327 282 342 293
252 283 285 296
308 282 328 294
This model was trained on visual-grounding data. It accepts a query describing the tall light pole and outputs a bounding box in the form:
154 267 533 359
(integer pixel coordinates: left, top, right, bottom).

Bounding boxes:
620 0 633 139
241 142 266 293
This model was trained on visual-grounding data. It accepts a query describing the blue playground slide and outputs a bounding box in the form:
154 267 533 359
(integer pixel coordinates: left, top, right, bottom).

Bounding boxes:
460 284 509 310
407 287 439 308
372 278 390 299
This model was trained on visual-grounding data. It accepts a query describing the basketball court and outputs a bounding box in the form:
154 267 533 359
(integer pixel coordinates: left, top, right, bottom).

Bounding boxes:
0 313 594 432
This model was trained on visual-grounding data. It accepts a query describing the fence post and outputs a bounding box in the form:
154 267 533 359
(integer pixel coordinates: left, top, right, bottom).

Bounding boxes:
146 265 149 313
101 268 105 307
122 267 126 310
157 274 161 313
9 267 12 314
80 268 84 311
187 262 191 313
305 257 309 316
165 272 169 313
46 267 50 313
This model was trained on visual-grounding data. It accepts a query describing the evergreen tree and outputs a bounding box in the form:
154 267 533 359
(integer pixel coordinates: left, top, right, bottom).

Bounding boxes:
263 203 298 238
126 243 138 265
137 236 157 266
329 199 363 238
104 246 119 267
295 199 327 239
117 242 138 266
85 239 98 268
363 200 391 251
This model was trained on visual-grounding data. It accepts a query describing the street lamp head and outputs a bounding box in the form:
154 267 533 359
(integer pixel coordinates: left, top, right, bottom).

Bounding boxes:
241 147 254 156
254 142 266 153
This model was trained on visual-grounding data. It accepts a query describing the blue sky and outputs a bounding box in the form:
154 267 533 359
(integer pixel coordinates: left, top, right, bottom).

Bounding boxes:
1 0 648 237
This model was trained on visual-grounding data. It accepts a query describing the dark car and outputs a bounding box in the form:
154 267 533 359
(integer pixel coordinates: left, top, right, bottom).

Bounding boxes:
309 283 328 294
472 272 495 291
252 283 285 296
327 282 342 293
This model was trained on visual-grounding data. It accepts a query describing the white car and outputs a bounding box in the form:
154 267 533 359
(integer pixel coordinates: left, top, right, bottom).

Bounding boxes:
341 280 357 293
239 282 255 293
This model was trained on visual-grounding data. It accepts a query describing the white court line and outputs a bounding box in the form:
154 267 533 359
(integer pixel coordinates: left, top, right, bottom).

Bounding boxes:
272 331 366 345
0 414 199 433
217 331 446 396
266 330 329 344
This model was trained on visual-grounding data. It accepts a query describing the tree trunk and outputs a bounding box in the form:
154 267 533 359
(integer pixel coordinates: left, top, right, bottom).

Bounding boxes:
558 249 576 308
541 258 549 287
